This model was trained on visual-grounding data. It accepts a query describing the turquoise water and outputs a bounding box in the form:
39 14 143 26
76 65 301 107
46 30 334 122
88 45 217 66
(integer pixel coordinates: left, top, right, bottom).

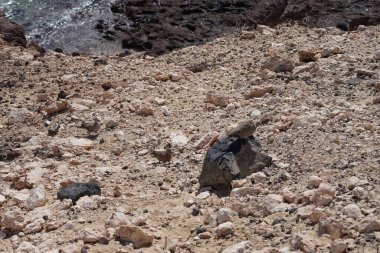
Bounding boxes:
0 0 124 54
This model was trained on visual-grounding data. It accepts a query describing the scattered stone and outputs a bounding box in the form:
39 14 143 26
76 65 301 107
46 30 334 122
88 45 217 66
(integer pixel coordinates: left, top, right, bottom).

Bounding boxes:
318 218 344 240
215 221 235 238
76 195 99 210
57 182 101 204
298 47 319 62
114 225 154 249
240 30 256 40
262 57 294 73
221 241 251 253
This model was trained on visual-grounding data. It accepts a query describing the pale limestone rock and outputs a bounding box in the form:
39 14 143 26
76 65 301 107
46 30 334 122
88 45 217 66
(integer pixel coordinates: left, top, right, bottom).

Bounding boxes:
23 218 44 234
197 191 210 199
77 229 99 243
114 225 153 249
25 185 47 210
217 208 236 225
230 187 260 197
248 172 267 183
215 222 235 238
262 194 284 215
76 196 99 210
342 204 362 219
170 132 189 148
8 108 35 124
221 241 251 253
13 190 30 205
15 241 40 253
26 167 46 186
59 242 84 253
0 194 6 205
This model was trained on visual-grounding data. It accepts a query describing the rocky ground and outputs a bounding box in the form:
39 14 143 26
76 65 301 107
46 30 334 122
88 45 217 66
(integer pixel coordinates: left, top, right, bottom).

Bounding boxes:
0 21 380 253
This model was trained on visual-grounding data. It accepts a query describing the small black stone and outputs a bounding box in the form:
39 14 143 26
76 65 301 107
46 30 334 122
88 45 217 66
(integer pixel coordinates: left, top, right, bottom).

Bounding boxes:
57 182 101 204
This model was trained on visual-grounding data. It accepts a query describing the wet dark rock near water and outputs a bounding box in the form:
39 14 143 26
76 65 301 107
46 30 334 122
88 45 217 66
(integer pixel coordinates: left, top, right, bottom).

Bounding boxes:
57 182 101 203
0 11 26 47
199 136 272 193
109 0 380 56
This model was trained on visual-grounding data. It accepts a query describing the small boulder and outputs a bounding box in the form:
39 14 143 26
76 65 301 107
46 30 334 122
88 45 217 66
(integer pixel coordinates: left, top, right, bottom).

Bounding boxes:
199 137 271 192
57 182 101 204
114 225 153 249
215 221 235 238
217 208 236 225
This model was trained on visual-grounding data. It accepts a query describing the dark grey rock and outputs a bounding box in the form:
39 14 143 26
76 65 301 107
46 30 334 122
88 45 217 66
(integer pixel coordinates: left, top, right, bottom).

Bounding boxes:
199 137 272 192
57 182 101 203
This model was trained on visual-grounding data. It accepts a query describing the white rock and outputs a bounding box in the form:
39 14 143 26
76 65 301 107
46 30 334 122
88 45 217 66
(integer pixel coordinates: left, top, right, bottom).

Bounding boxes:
217 208 236 225
342 204 362 219
105 212 131 228
154 97 166 105
215 221 235 238
114 225 153 249
249 109 261 118
170 132 189 148
69 137 94 148
308 175 322 188
221 241 251 253
77 229 99 243
197 191 210 199
230 187 260 197
12 190 30 205
26 167 46 185
248 172 267 183
59 242 84 253
262 194 283 215
1 208 25 231
331 239 346 253
70 103 89 111
23 218 44 234
352 186 366 199
25 185 47 210
15 241 40 253
76 196 99 210
0 194 6 205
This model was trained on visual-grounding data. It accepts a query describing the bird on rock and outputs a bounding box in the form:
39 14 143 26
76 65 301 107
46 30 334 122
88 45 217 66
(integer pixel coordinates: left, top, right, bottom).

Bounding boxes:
153 143 172 163
80 116 101 136
220 119 256 140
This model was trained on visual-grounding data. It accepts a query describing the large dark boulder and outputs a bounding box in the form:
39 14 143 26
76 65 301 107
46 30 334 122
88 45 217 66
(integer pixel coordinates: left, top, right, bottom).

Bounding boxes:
0 11 26 47
57 182 101 203
199 137 272 192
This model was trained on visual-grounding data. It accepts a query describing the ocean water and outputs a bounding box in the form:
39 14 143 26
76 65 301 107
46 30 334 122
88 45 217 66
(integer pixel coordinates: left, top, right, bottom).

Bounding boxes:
0 0 124 54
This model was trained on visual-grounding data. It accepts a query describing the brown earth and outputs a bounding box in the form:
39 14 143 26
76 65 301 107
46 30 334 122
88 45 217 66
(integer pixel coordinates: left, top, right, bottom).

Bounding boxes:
0 22 380 253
